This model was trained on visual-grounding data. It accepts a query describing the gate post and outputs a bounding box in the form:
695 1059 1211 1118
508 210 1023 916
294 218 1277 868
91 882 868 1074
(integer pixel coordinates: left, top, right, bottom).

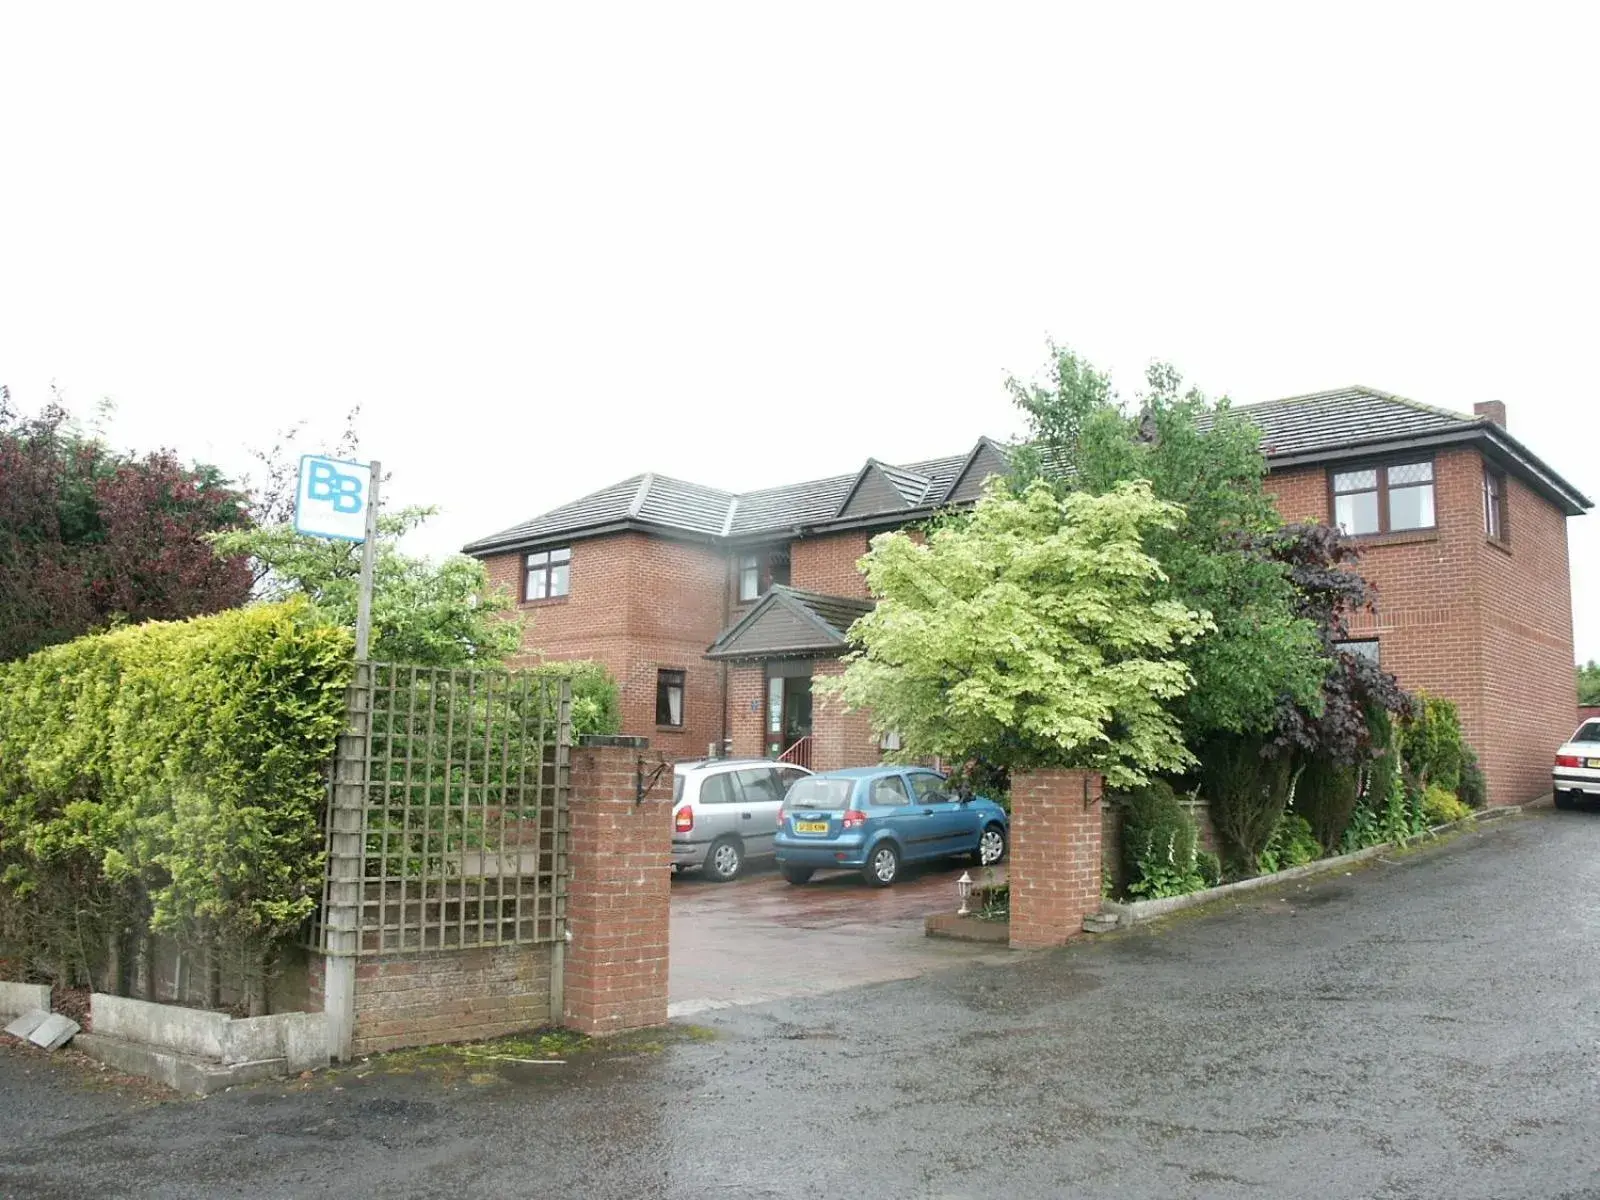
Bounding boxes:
319 664 371 1061
1008 769 1104 950
563 735 671 1036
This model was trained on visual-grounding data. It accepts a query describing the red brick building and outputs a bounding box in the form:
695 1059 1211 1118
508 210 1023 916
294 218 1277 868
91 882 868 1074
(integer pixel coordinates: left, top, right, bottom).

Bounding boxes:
465 389 1588 804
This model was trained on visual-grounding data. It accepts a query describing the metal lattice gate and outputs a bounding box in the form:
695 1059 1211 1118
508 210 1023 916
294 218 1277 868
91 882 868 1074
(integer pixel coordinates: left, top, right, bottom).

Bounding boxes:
313 663 572 958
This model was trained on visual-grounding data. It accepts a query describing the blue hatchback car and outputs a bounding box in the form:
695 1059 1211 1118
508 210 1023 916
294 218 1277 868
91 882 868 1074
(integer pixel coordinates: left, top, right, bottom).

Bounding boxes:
774 766 1009 887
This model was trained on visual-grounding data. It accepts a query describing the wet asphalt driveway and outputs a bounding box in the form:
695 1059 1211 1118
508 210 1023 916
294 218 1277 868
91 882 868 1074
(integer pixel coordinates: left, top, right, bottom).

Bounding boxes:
4 806 1599 1199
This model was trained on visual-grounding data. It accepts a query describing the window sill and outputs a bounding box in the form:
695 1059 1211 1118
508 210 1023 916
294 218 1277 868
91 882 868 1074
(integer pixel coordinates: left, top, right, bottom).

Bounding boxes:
1343 529 1439 548
521 595 570 608
655 724 686 733
1485 535 1513 556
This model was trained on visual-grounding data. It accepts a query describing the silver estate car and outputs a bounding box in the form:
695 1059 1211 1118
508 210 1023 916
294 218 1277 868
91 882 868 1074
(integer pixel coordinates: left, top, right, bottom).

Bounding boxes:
1553 719 1600 809
671 758 812 881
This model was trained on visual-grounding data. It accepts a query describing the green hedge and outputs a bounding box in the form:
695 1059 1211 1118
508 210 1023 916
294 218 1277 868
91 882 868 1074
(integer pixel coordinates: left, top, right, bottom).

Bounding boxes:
0 600 353 990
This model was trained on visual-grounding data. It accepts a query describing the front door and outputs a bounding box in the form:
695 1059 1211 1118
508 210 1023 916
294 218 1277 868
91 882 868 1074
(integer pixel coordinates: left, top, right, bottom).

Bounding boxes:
765 671 813 758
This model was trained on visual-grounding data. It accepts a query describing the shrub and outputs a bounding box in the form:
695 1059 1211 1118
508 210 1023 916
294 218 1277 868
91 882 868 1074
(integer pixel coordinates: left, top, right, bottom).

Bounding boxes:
1200 735 1292 874
1458 746 1487 809
0 601 353 993
1400 692 1464 792
1295 756 1361 854
524 659 622 736
1423 785 1472 826
1260 812 1321 874
1119 781 1205 899
1196 850 1223 888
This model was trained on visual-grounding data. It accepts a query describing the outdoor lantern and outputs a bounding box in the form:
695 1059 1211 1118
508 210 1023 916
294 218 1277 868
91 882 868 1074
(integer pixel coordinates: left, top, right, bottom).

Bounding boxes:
956 870 973 916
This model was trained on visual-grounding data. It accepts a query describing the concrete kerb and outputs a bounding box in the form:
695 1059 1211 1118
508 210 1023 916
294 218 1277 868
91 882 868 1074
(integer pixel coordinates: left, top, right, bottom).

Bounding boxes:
1097 801 1535 929
76 994 329 1095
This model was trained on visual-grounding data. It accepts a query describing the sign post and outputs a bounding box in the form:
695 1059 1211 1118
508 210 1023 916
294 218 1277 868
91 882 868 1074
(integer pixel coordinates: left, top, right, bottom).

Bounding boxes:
293 453 379 1060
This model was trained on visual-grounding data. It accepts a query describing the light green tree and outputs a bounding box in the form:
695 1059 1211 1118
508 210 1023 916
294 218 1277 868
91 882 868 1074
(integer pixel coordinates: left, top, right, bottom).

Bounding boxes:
821 479 1213 788
213 506 522 667
1578 660 1600 707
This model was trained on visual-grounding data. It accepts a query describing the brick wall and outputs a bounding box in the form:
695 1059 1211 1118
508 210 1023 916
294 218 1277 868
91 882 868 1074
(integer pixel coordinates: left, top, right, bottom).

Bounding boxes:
1009 769 1104 949
810 658 880 771
350 944 552 1056
790 531 873 598
485 534 732 760
1476 469 1577 803
1579 706 1600 728
563 741 671 1036
728 664 765 758
1268 447 1578 804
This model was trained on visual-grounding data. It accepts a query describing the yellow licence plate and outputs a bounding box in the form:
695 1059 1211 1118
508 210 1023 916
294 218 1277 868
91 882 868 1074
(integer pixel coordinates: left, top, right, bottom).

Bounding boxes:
1589 759 1600 770
795 821 829 833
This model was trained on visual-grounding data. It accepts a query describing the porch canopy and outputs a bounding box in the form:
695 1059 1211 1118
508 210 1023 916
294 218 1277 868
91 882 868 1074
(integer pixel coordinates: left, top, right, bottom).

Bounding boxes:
705 585 873 662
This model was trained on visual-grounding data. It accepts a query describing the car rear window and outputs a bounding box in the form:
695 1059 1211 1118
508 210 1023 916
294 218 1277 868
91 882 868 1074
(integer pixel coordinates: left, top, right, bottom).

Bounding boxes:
1575 721 1600 745
784 777 857 810
673 773 685 803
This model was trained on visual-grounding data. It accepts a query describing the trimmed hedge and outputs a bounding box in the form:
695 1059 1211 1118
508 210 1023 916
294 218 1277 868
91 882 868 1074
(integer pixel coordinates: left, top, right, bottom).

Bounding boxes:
0 600 353 990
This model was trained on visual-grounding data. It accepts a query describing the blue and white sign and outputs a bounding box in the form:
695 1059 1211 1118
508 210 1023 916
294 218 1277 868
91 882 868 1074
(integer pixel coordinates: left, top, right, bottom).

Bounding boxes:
295 455 373 542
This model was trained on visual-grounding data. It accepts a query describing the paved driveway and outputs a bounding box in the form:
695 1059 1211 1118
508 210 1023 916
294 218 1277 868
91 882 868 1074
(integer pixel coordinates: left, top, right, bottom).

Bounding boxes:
669 857 1010 1016
4 807 1599 1199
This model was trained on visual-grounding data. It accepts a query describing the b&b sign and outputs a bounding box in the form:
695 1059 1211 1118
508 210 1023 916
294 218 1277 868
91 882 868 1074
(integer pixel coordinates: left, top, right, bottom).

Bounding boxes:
295 455 372 542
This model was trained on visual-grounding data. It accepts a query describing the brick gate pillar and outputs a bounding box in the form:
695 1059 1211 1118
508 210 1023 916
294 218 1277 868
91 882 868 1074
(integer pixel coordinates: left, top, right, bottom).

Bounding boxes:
562 736 671 1036
1008 769 1104 950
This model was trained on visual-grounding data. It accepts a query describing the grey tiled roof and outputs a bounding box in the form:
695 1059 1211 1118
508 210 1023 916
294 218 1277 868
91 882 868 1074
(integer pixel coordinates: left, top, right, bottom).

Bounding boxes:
1219 386 1478 458
705 586 875 661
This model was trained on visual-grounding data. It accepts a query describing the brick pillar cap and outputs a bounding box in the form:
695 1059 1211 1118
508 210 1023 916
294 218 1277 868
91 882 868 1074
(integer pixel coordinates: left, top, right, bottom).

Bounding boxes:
579 734 651 750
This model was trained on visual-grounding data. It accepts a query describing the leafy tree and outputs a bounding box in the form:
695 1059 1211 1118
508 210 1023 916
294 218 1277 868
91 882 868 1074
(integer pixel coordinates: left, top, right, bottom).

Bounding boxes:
1008 347 1326 741
1579 660 1600 706
0 387 252 661
822 478 1212 788
214 506 522 667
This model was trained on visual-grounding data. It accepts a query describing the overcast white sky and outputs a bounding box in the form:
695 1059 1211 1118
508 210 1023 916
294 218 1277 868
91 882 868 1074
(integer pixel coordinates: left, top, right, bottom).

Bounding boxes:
2 3 1595 659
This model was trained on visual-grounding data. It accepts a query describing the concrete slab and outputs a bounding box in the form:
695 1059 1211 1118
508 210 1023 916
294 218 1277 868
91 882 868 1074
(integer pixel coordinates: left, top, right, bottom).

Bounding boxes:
26 1013 79 1050
4 1009 50 1040
0 982 52 1018
73 1033 287 1096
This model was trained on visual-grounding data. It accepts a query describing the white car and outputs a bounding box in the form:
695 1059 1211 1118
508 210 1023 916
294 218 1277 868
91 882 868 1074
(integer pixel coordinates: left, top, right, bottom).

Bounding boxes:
1553 719 1600 809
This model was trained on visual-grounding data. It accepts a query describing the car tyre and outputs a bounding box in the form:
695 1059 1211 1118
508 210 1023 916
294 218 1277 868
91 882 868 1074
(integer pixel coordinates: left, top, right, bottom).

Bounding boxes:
706 836 743 882
864 842 900 888
781 866 814 885
977 824 1007 866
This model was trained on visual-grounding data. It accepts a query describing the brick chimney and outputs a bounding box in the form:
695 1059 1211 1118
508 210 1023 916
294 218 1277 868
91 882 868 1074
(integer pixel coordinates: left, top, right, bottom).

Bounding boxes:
1474 400 1506 427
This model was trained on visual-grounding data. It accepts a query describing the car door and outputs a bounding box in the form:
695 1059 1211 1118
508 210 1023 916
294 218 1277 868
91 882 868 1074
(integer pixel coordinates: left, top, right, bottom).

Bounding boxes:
865 772 927 857
732 767 784 858
907 771 976 856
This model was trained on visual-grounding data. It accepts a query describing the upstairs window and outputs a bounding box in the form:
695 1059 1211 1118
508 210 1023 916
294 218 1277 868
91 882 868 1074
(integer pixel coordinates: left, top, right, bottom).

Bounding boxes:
1484 467 1509 542
656 668 685 727
525 547 571 600
1334 638 1380 664
738 555 760 602
1332 460 1435 535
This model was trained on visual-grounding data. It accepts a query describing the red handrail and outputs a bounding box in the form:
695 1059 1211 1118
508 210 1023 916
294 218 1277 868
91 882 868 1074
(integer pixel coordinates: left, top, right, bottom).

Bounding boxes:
776 735 813 770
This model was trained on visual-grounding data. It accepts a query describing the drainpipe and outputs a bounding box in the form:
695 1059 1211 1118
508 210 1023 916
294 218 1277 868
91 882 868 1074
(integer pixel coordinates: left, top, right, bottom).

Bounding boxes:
719 551 731 757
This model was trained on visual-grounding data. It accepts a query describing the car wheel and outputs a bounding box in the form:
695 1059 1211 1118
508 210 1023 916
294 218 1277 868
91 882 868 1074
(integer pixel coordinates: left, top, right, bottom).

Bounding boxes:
781 866 814 885
977 824 1007 866
1554 791 1577 811
863 842 900 888
706 836 743 882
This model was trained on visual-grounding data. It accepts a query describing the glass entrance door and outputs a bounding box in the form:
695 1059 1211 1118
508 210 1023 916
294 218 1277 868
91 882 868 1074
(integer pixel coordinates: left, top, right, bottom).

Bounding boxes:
765 670 813 758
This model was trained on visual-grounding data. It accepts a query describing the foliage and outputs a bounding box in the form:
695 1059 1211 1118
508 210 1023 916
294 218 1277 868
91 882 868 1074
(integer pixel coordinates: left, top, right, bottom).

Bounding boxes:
1201 735 1292 873
1259 522 1411 764
1342 759 1428 852
1259 812 1321 874
1294 756 1362 854
824 478 1211 787
1119 780 1201 896
1458 746 1487 809
214 506 522 667
0 601 352 992
1422 785 1472 826
0 387 253 662
524 659 622 736
1579 661 1600 707
1399 692 1465 793
1195 850 1223 888
1007 348 1327 742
